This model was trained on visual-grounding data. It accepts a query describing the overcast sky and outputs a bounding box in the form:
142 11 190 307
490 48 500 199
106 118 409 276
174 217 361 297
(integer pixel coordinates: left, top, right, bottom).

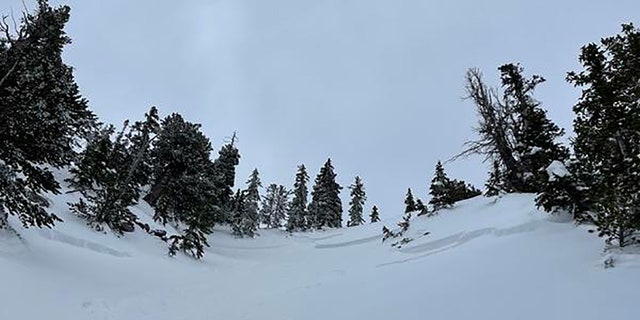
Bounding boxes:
6 0 640 219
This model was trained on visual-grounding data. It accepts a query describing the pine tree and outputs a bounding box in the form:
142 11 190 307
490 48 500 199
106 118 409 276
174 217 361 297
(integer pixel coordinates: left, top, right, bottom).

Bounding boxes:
211 133 240 223
0 1 96 228
449 180 482 203
404 188 416 213
260 184 289 229
347 176 366 227
145 113 217 258
370 205 381 223
397 212 411 235
415 199 426 214
566 24 640 246
308 159 343 229
230 189 246 237
460 64 567 193
535 160 586 218
485 160 507 196
286 164 309 232
498 63 569 192
429 161 454 210
233 169 261 237
429 162 481 211
67 107 160 234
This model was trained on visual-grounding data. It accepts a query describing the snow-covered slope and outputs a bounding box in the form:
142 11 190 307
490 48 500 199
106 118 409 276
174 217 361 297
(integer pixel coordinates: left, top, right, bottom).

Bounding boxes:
1 179 638 319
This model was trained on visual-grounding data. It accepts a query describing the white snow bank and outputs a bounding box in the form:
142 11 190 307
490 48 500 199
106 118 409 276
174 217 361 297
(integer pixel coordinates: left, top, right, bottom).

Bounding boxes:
1 187 638 320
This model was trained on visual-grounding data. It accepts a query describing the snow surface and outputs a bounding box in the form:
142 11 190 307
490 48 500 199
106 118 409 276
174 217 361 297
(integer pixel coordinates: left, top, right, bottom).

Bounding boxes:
1 176 638 319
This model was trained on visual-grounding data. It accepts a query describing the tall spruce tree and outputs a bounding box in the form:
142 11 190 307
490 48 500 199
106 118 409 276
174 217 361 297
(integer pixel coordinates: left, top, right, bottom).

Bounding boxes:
429 161 454 210
260 184 289 229
308 159 343 229
287 164 310 232
230 189 246 237
0 1 95 228
370 205 381 223
566 24 640 246
347 176 366 227
145 113 217 258
210 134 240 223
404 188 416 213
233 169 261 237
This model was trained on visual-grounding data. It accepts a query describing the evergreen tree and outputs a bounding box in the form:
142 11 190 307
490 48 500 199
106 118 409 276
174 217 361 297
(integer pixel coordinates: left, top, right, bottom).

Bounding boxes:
415 199 426 214
535 160 586 218
347 176 366 227
397 212 411 235
0 1 95 228
485 160 508 196
230 189 246 237
370 205 381 223
145 113 217 258
404 188 416 213
429 161 481 211
67 107 160 234
233 169 261 237
286 164 309 232
449 180 482 203
260 184 289 229
211 133 240 223
566 24 640 246
308 159 343 229
460 64 567 193
429 161 454 210
498 63 569 192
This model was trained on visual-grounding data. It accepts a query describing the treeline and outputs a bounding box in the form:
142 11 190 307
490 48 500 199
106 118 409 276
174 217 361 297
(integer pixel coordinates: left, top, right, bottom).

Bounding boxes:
454 24 640 248
0 1 383 259
385 24 640 251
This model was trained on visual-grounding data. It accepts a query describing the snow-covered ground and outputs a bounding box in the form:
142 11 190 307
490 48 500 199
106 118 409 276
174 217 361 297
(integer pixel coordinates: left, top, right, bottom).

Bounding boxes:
1 179 638 319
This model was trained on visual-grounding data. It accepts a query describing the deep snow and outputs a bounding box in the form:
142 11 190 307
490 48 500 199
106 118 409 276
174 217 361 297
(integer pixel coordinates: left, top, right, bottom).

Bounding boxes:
1 176 638 320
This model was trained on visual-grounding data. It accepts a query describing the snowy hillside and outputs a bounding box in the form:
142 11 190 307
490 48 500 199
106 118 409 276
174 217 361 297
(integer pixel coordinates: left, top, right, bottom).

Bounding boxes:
1 174 637 320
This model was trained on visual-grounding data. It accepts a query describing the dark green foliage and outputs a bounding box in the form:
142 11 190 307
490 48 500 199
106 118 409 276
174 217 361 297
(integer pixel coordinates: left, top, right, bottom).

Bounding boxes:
498 63 569 192
67 107 159 234
308 159 343 229
397 212 411 234
370 205 381 223
347 176 366 227
145 113 217 258
68 125 135 233
535 160 587 218
462 64 567 194
404 188 416 213
429 161 482 211
210 133 240 223
286 164 309 232
485 160 510 196
0 1 95 228
449 180 482 203
260 184 289 229
566 24 640 246
230 189 246 237
233 169 261 237
429 161 454 210
415 199 426 213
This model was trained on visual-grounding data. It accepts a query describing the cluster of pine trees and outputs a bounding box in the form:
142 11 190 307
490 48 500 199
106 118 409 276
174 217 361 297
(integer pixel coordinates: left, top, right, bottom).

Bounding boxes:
402 161 480 216
0 2 386 260
460 24 640 248
2 1 638 260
